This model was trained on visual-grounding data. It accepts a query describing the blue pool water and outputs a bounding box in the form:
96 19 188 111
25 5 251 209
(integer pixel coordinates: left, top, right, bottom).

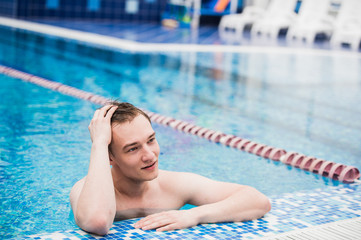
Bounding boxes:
0 25 360 238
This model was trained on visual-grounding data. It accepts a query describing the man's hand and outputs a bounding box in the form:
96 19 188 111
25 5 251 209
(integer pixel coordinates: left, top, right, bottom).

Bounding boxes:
88 105 117 145
134 210 199 232
132 172 271 232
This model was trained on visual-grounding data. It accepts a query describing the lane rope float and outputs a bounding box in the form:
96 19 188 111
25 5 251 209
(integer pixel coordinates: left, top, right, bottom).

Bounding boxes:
1 65 359 183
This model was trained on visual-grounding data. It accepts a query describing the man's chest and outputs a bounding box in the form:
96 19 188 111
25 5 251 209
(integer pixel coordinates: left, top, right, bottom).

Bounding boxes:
114 192 185 220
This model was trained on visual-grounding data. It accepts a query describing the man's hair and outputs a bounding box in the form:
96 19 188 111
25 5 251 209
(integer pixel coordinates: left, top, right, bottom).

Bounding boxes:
107 101 151 125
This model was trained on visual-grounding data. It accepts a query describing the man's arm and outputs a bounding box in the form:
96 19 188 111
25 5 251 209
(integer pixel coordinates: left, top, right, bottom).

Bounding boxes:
134 172 271 232
69 105 118 235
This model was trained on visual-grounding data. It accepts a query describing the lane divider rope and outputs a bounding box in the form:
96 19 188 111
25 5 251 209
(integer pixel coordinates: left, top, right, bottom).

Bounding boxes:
1 64 359 183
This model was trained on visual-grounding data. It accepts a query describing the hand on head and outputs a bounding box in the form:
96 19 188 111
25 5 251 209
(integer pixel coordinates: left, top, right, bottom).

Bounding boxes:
88 105 117 145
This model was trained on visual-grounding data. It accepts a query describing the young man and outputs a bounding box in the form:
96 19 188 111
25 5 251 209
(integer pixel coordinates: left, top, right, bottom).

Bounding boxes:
70 102 271 236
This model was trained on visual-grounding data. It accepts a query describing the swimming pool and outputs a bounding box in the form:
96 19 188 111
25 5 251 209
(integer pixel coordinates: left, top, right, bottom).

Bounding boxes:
0 23 360 239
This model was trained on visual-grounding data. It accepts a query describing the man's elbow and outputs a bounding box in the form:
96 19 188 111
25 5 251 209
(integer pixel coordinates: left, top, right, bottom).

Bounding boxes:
252 191 271 218
76 213 113 236
247 187 271 217
261 196 271 214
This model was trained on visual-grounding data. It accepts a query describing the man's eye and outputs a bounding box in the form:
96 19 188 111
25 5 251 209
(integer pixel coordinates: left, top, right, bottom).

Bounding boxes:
148 138 155 143
128 147 138 152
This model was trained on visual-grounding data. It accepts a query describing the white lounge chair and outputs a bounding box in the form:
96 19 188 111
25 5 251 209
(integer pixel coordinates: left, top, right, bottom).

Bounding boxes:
287 0 334 44
251 0 298 39
218 0 269 42
330 0 361 51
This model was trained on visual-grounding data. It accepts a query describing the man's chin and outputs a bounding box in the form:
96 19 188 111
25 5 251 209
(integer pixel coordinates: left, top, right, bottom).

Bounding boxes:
141 161 159 180
146 169 159 181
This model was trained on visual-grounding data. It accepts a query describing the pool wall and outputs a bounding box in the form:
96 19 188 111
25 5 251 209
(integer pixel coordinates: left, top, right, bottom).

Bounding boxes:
21 184 361 239
0 0 169 23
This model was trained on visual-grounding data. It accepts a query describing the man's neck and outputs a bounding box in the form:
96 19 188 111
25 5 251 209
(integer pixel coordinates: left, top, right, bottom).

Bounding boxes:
111 169 154 198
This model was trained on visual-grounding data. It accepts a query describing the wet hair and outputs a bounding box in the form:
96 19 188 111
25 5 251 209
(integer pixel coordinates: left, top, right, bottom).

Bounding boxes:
107 101 151 125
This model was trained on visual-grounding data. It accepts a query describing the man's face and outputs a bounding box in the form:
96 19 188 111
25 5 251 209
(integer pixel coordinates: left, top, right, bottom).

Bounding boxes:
110 114 160 182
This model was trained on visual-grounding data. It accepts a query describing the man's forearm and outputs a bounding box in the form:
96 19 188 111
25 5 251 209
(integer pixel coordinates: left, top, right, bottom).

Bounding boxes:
76 143 116 234
191 186 271 224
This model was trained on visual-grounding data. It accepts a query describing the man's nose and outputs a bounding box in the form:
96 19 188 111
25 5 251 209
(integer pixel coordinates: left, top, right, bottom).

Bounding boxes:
141 145 155 161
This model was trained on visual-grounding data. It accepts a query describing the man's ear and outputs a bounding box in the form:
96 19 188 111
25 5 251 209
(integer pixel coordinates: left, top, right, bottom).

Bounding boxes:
108 148 115 166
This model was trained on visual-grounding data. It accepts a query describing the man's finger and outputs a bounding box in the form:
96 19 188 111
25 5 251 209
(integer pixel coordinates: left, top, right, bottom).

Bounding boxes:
99 105 115 117
134 212 163 227
104 106 117 119
156 223 178 232
92 108 101 118
141 217 174 230
135 213 169 229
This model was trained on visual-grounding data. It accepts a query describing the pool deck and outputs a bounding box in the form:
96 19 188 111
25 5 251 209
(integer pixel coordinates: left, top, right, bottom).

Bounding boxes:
1 17 360 239
21 184 361 239
2 16 360 56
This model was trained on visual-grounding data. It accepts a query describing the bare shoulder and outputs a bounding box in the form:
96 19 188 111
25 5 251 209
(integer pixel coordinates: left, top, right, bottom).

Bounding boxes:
157 170 201 201
158 170 201 184
157 170 243 206
157 170 220 192
159 170 225 183
70 177 86 193
69 177 86 207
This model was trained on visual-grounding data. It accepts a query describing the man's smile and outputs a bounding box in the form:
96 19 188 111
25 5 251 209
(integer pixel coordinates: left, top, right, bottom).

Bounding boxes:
141 161 157 170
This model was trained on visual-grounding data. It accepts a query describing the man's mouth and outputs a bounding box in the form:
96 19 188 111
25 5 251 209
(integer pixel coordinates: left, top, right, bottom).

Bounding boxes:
141 161 157 170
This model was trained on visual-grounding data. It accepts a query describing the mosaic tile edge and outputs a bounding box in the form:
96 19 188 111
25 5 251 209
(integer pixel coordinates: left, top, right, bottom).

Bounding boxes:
18 184 361 240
